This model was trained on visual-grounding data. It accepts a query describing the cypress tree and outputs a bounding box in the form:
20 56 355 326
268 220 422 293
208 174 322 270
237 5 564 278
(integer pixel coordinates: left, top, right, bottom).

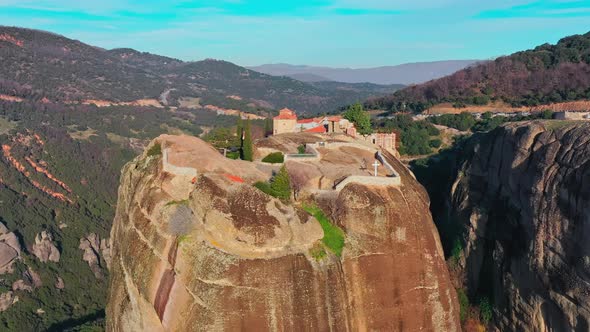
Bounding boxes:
264 118 272 137
242 119 253 161
271 165 291 201
236 117 244 140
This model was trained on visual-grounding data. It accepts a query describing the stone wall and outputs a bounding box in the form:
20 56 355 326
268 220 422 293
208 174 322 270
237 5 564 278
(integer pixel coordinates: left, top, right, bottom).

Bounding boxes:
284 143 321 162
376 151 399 177
554 111 590 120
273 119 297 135
334 175 401 191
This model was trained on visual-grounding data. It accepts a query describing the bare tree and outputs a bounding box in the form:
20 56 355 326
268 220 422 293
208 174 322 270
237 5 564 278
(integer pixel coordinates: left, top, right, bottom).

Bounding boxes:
287 164 310 201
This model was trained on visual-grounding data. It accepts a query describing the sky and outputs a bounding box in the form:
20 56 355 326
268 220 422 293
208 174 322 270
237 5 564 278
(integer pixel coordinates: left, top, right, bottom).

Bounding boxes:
0 0 589 67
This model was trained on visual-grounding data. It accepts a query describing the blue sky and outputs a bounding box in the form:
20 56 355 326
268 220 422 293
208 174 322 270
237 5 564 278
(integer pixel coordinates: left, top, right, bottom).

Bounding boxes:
0 0 589 67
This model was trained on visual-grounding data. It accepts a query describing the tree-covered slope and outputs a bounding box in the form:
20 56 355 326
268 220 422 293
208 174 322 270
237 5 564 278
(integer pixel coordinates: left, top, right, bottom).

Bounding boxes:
0 26 389 114
366 31 590 113
0 98 244 330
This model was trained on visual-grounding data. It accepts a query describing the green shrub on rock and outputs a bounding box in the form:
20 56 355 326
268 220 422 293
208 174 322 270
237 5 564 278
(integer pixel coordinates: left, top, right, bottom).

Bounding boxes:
261 152 284 164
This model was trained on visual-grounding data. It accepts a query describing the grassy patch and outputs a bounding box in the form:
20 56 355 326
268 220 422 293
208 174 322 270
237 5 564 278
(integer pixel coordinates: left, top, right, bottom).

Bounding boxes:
0 117 17 135
68 127 98 140
457 288 469 323
543 120 578 131
177 234 191 244
165 199 189 207
147 143 162 157
226 151 240 160
106 132 127 145
303 204 345 257
479 297 492 324
309 242 327 261
451 238 463 265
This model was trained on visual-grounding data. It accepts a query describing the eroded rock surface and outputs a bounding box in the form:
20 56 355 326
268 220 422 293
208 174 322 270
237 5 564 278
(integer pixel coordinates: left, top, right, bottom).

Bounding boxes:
24 267 43 288
12 279 33 292
31 231 60 263
0 222 21 274
0 292 18 312
79 233 107 278
107 134 460 331
450 121 590 331
55 276 65 290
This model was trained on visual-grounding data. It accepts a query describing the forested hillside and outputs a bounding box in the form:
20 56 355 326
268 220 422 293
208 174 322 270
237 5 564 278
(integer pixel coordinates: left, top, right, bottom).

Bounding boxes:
366 31 590 113
0 26 393 115
0 98 245 330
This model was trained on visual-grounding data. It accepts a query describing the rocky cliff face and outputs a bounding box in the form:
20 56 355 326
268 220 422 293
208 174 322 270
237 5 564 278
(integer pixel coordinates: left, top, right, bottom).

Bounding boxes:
106 134 459 331
450 121 590 331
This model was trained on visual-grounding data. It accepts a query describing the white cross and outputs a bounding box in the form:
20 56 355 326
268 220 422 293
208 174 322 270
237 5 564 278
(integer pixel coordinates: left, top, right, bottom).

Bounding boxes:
372 160 380 177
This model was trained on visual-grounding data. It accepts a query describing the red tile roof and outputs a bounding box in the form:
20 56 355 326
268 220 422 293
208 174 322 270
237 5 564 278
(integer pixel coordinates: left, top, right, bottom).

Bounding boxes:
273 108 297 120
327 116 342 122
297 118 317 124
304 125 327 133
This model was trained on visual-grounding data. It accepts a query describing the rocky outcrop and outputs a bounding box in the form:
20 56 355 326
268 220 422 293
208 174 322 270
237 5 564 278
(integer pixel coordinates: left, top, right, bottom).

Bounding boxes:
55 276 65 290
449 121 590 331
24 267 43 288
79 233 108 279
0 292 18 312
0 222 21 274
107 135 460 331
31 231 60 263
100 238 112 269
12 280 33 292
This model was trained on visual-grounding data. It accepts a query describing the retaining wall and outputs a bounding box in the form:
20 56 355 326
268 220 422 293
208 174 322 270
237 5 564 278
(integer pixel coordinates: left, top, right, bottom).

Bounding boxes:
376 151 399 177
284 143 321 162
310 142 376 153
334 175 401 191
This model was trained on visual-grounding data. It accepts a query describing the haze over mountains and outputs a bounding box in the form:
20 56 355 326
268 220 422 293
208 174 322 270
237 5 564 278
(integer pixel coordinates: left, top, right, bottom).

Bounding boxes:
248 60 482 85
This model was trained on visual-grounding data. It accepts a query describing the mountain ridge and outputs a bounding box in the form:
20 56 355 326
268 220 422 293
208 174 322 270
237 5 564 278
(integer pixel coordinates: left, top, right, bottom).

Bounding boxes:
365 31 590 113
0 26 398 115
248 60 482 85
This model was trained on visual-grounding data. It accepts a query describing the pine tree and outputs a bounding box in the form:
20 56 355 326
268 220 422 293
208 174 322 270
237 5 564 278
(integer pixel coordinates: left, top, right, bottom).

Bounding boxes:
242 119 253 161
271 165 291 201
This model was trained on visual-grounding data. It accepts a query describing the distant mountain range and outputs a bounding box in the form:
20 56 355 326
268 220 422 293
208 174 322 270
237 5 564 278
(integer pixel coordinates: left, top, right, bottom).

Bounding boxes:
248 60 482 85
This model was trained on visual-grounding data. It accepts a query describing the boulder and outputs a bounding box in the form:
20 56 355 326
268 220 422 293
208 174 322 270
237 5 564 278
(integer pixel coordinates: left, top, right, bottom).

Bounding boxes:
12 280 32 292
0 223 21 274
24 267 42 288
55 276 65 290
79 233 103 278
31 231 60 263
0 292 18 311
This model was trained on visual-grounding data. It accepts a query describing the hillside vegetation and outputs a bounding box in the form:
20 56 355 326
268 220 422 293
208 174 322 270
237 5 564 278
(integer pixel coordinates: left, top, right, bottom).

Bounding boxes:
0 26 392 115
366 31 590 113
0 99 243 330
